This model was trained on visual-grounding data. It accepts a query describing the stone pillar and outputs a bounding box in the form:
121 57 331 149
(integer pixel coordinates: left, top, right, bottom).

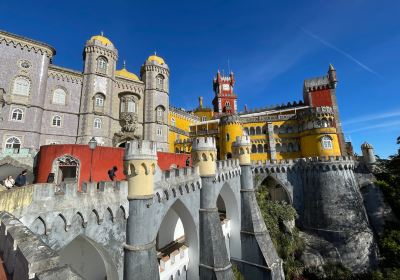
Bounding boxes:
123 140 159 280
239 150 284 279
267 122 277 161
361 142 376 166
192 137 235 279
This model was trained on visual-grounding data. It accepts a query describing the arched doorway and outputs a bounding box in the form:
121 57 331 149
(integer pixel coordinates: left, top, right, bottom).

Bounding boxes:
260 176 292 204
59 235 118 280
156 199 198 280
217 183 240 259
51 154 80 185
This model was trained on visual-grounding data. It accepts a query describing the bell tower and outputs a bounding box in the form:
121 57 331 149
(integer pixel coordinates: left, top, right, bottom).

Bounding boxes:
212 71 237 114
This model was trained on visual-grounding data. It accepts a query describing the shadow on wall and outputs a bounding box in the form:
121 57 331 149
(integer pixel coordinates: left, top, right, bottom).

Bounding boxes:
59 235 119 280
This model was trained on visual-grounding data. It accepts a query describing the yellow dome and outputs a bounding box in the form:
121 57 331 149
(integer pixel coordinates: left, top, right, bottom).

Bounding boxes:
90 35 113 47
115 65 139 81
147 54 165 65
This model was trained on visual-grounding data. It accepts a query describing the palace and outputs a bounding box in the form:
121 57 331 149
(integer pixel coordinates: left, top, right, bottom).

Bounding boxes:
0 30 380 280
0 30 349 169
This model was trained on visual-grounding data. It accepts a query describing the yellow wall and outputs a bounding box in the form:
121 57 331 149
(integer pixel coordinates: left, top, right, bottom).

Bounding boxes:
168 111 198 153
219 123 243 159
0 185 34 214
193 109 214 121
300 128 341 157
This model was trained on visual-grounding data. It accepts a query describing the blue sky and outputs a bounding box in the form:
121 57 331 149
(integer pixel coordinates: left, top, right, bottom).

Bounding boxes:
1 0 399 157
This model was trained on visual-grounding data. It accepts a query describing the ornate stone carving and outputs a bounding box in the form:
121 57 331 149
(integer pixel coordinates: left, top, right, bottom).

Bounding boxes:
120 112 138 132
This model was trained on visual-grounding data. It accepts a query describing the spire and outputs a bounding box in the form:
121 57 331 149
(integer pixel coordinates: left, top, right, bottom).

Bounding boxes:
100 31 104 36
329 63 335 71
123 60 126 69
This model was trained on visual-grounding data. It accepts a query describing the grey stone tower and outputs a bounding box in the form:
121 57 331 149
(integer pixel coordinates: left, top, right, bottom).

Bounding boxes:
77 35 118 146
123 139 159 280
192 137 235 279
361 142 376 166
232 137 285 280
140 55 169 151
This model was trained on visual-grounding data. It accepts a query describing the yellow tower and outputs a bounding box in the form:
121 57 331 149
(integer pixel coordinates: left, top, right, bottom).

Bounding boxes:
124 140 157 198
299 107 341 157
219 115 243 160
191 137 217 176
232 135 252 165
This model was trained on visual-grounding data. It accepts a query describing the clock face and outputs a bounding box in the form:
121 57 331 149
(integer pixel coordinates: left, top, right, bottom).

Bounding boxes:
222 84 230 91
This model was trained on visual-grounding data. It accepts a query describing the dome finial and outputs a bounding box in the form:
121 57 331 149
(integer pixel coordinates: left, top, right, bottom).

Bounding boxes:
100 31 104 36
123 60 126 69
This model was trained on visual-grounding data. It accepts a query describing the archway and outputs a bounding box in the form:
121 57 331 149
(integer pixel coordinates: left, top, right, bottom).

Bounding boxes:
156 199 198 280
217 183 241 259
51 154 80 185
59 235 118 280
260 176 292 204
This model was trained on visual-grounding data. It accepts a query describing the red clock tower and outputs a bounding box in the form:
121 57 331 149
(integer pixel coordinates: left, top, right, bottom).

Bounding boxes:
212 71 237 114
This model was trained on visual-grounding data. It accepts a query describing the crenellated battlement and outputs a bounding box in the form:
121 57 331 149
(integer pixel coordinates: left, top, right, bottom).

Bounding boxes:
154 166 201 203
124 139 157 161
191 137 217 151
232 135 251 147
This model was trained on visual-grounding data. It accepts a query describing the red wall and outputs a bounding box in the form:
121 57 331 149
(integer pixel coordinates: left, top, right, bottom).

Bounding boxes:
36 145 125 190
310 89 333 107
157 152 191 170
36 145 192 190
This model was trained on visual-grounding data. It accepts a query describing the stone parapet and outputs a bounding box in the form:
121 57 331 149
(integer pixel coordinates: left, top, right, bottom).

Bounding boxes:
124 139 157 161
191 137 216 151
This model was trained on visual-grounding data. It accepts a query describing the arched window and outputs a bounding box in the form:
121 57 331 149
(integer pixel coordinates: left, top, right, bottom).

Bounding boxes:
288 143 294 152
95 94 105 107
52 88 66 105
273 125 279 134
201 116 206 122
225 101 231 108
156 106 164 122
12 76 30 96
226 133 230 141
281 143 287 153
127 100 136 113
11 108 23 121
157 127 162 136
5 137 21 152
244 127 249 135
321 136 333 150
257 144 263 153
276 143 281 153
156 75 164 90
97 56 108 74
287 126 293 133
171 117 176 127
250 127 255 135
264 144 268 152
255 127 262 135
52 115 62 127
251 144 257 153
321 118 329 128
94 118 102 129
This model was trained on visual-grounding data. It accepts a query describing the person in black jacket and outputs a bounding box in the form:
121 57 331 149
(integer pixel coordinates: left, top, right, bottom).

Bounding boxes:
15 170 28 187
108 166 118 181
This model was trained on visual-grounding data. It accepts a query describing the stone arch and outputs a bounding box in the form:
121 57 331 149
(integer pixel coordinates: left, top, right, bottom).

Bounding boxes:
106 207 114 222
31 216 47 235
260 176 292 204
59 235 118 280
157 199 199 279
217 182 241 259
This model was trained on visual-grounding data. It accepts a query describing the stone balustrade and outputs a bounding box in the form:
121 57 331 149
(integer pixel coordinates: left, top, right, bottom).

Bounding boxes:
159 244 189 280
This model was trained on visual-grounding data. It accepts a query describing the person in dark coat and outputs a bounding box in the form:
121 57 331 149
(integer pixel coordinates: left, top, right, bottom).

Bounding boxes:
108 166 118 181
15 170 28 187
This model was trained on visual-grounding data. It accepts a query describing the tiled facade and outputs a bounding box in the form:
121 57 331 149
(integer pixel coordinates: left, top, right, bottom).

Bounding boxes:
0 30 169 154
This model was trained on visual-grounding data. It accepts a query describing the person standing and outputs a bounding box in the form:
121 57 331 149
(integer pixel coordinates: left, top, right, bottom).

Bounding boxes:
108 166 118 181
15 170 27 187
4 175 15 189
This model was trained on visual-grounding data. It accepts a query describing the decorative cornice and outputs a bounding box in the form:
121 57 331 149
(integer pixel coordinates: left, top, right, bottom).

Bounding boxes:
0 30 55 57
48 66 83 84
169 106 199 122
115 80 144 94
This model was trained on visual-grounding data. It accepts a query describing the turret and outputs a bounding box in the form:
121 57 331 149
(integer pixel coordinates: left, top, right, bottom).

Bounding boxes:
141 54 170 151
219 115 243 159
361 142 376 165
191 137 217 176
124 140 157 198
328 63 337 88
77 33 118 145
232 135 251 165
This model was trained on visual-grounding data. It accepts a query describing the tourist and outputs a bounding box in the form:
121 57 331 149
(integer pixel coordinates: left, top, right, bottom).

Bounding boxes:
14 170 27 187
4 175 15 190
108 166 118 181
186 157 190 167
